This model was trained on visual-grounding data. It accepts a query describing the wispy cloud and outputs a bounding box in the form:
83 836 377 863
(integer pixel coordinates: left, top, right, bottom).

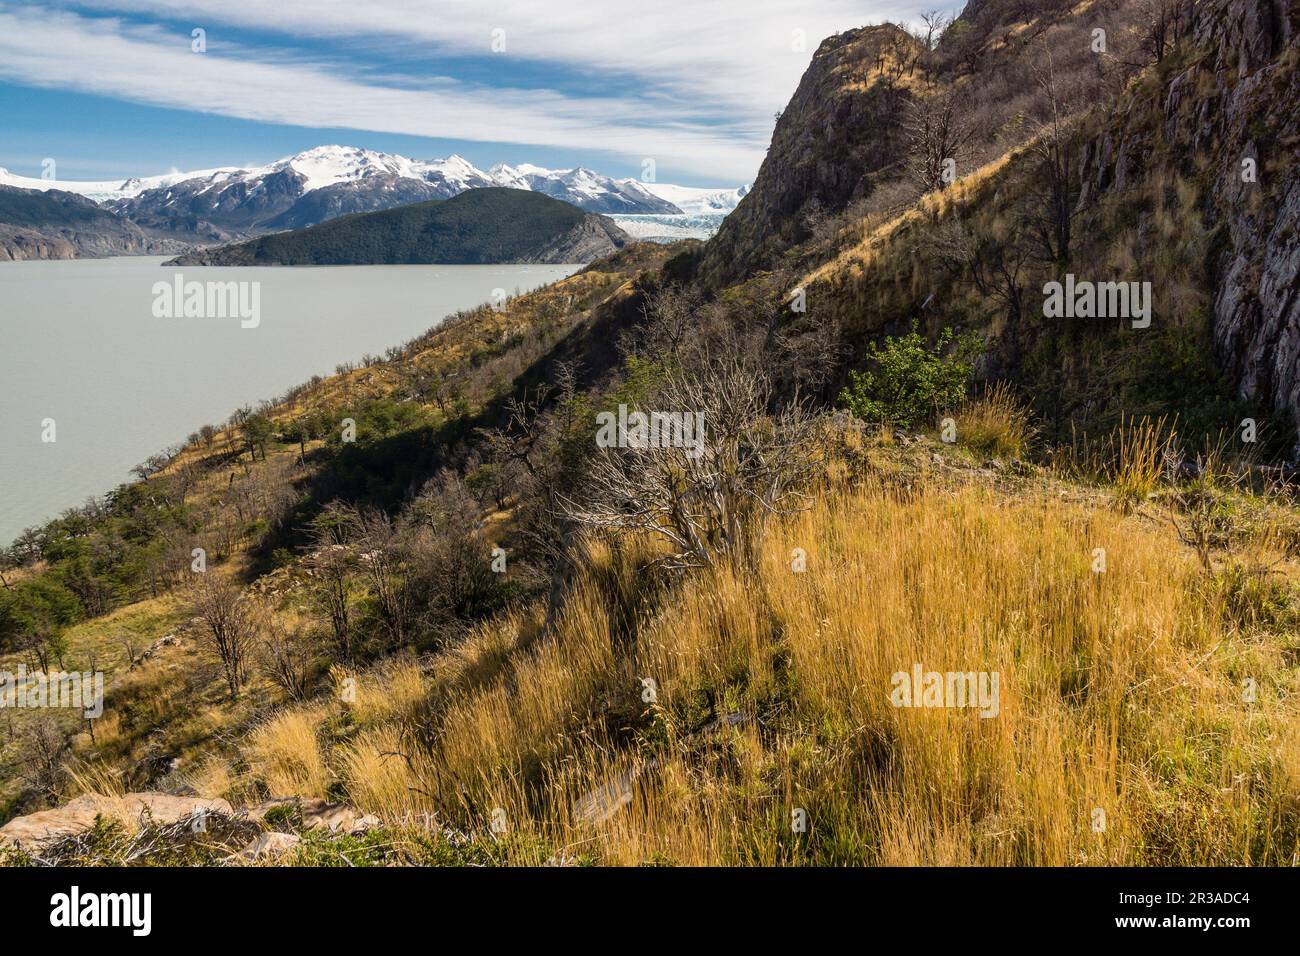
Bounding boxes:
2 1 926 179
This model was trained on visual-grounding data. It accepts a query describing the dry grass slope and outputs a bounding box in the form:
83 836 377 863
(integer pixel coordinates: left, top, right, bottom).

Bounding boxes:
208 437 1299 865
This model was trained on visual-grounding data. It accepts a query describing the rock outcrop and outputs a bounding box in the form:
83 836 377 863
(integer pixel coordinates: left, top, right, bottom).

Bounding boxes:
0 793 232 849
529 214 632 264
0 185 191 260
0 224 77 261
697 24 915 288
0 792 378 860
1079 0 1299 451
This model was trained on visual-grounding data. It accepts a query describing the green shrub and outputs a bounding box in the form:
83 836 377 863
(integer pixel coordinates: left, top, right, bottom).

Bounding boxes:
839 325 979 429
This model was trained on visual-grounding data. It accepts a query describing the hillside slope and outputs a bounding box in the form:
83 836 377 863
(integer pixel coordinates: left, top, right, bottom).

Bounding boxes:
699 0 1298 454
0 185 188 261
168 188 630 266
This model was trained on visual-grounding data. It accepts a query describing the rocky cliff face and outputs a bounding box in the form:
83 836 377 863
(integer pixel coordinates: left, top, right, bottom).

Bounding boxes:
1080 0 1299 449
0 225 76 261
0 224 189 261
697 0 1149 291
697 0 1296 453
0 185 191 260
528 214 631 263
696 25 915 288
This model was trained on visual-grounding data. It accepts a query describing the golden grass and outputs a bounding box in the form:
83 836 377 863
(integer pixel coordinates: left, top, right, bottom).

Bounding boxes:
1104 415 1176 512
244 707 331 799
178 755 238 805
348 660 429 729
64 760 127 800
230 466 1298 866
956 382 1037 458
338 726 438 823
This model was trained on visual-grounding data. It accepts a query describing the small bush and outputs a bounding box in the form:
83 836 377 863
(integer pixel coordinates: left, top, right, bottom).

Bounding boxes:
839 325 979 429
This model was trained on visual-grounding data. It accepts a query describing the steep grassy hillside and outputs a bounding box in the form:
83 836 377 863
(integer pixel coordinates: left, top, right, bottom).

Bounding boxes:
698 0 1298 455
188 446 1300 865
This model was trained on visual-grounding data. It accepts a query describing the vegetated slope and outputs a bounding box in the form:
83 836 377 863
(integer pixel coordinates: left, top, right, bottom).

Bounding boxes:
699 0 1298 455
0 185 188 261
1111 0 1299 456
168 188 630 266
170 450 1300 866
0 238 681 820
696 0 1149 289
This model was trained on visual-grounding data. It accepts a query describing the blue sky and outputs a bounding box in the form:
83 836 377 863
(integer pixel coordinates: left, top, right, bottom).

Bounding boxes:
0 1 934 187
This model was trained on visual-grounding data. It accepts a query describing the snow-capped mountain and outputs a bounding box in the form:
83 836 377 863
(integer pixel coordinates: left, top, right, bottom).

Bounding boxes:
0 146 747 238
489 162 680 215
0 165 240 205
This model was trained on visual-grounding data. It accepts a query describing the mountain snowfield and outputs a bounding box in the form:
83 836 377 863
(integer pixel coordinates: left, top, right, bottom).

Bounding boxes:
0 165 239 205
0 145 748 238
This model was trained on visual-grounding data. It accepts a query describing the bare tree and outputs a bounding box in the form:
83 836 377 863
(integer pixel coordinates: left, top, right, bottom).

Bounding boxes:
190 575 258 699
117 632 141 670
1138 0 1180 64
878 26 922 83
22 717 70 805
257 618 320 702
919 9 952 51
130 452 170 483
902 91 975 195
1025 52 1081 264
308 506 357 661
345 507 415 648
168 458 201 505
933 220 1030 323
562 358 822 570
632 283 705 362
403 472 503 634
481 384 554 480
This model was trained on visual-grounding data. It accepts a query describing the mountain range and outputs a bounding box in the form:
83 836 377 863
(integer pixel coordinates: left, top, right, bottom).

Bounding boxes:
0 146 748 253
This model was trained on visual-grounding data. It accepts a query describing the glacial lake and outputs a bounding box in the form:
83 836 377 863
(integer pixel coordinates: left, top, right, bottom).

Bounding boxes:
0 257 579 545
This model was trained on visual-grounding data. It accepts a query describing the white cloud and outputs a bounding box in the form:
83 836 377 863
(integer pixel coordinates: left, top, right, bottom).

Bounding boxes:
3 1 929 179
62 0 925 110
